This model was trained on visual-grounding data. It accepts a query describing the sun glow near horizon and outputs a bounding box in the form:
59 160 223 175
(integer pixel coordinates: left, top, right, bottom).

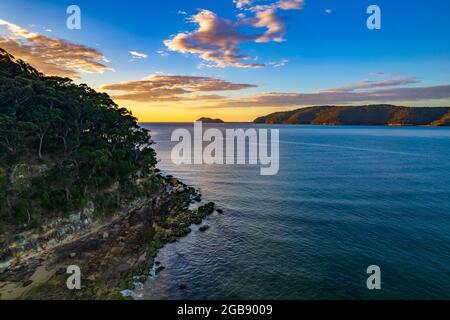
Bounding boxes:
1 0 450 122
123 100 295 123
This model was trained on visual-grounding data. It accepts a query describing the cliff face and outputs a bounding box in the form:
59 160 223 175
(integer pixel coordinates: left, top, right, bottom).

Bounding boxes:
254 105 450 126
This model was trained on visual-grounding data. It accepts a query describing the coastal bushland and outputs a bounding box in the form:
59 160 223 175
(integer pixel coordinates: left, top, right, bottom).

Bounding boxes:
0 48 157 230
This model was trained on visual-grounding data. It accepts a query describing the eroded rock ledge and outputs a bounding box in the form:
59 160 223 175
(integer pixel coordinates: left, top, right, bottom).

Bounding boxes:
0 174 216 300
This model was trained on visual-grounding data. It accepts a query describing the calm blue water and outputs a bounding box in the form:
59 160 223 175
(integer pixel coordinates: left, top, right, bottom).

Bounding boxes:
138 124 450 300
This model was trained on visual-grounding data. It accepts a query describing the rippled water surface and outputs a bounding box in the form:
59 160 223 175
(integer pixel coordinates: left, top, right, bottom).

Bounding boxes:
137 124 450 299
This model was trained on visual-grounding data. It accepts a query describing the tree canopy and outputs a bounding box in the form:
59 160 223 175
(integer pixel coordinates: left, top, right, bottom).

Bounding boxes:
0 48 157 228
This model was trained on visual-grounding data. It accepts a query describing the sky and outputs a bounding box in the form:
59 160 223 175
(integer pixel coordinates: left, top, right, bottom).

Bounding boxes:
1 0 450 122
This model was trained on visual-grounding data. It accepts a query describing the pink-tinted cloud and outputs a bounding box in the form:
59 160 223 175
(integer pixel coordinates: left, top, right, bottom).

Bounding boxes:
323 77 421 92
250 0 304 43
208 80 450 108
0 19 111 78
101 74 256 102
164 1 304 68
164 10 264 68
233 0 253 9
253 9 285 43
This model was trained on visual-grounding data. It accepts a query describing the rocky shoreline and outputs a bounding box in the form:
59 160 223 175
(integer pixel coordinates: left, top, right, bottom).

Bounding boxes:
0 174 217 300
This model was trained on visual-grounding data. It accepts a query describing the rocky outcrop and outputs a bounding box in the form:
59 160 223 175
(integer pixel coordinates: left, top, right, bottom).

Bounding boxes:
0 174 215 300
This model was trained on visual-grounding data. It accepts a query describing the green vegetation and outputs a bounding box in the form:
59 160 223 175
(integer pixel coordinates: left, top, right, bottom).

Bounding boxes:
0 48 157 228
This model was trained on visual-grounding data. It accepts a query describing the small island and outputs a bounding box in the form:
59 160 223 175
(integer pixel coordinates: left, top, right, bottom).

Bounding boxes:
196 117 225 123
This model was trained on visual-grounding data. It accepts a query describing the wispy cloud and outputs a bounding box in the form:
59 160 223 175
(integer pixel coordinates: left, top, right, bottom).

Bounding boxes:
0 18 111 78
369 72 386 76
156 50 169 57
129 51 149 59
208 77 450 108
101 74 257 102
323 77 422 92
233 0 253 9
269 58 288 67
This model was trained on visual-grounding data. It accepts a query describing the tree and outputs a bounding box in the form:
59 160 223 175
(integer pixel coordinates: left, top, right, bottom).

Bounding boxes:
0 48 157 227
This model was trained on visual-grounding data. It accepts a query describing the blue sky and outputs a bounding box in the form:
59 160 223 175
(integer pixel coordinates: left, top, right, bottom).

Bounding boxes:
1 0 450 121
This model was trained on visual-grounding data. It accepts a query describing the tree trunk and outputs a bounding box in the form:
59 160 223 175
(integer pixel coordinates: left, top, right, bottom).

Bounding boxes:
6 196 12 209
38 133 45 160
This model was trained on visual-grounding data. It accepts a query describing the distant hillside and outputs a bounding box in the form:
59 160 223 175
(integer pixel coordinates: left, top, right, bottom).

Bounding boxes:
197 117 225 123
254 105 450 126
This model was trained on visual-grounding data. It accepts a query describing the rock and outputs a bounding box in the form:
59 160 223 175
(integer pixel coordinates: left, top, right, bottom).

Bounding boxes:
155 266 165 275
199 225 210 232
179 284 187 290
102 232 109 239
13 264 23 271
56 267 66 275
217 209 223 214
198 202 215 216
47 239 57 247
69 252 77 258
22 280 32 287
168 237 177 243
182 227 192 236
69 213 81 223
116 263 131 273
133 282 144 290
0 248 12 263
82 201 95 217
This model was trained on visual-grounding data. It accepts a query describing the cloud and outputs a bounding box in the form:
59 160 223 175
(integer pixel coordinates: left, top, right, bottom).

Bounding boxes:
164 10 264 68
156 50 169 57
208 79 450 108
268 58 288 67
164 1 304 68
325 9 332 14
249 0 304 43
100 74 257 102
233 0 253 9
0 18 111 78
369 72 385 76
323 77 422 92
253 8 285 43
248 0 304 11
129 51 148 59
278 0 304 10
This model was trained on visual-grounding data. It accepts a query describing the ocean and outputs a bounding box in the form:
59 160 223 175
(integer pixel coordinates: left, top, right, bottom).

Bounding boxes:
136 123 450 299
